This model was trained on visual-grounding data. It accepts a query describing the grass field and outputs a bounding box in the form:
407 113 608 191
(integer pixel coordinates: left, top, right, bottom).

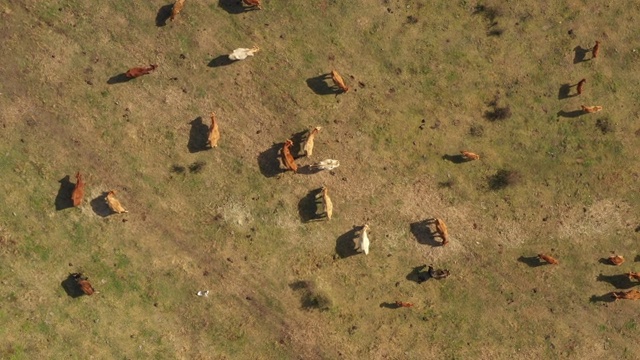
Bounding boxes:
1 0 640 359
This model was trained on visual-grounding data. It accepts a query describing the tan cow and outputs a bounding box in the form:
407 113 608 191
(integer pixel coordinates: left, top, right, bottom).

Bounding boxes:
612 289 640 301
460 151 480 161
609 255 625 266
581 105 602 113
170 0 186 21
435 218 449 246
303 127 322 157
208 112 220 148
106 190 128 214
320 186 333 220
331 70 349 93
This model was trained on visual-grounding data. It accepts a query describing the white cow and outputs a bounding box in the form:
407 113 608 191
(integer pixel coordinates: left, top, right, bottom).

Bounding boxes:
355 224 370 255
311 159 340 171
228 46 260 60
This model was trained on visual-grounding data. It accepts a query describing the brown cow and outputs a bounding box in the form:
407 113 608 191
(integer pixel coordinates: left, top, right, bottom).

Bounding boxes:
105 190 128 214
576 78 586 95
303 127 322 157
395 301 414 308
242 0 262 9
71 172 85 207
71 273 95 296
581 105 602 113
592 40 600 59
208 112 220 148
434 218 449 246
460 151 480 161
282 139 298 173
609 255 625 266
331 70 349 93
126 64 157 78
612 289 640 301
170 0 186 21
538 253 559 265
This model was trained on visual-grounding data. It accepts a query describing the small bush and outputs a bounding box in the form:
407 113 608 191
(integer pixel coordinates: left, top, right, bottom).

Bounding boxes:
290 280 333 312
595 118 614 134
469 124 484 137
489 169 520 190
484 106 512 121
438 177 457 188
189 161 206 173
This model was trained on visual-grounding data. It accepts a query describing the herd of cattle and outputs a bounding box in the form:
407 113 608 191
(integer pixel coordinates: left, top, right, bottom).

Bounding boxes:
61 3 635 305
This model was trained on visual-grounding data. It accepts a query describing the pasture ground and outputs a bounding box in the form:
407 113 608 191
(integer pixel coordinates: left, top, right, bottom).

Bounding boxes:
1 0 639 359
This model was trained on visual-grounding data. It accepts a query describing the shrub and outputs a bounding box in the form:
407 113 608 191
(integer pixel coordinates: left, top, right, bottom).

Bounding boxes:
484 106 512 121
469 124 485 137
489 169 520 190
595 118 614 134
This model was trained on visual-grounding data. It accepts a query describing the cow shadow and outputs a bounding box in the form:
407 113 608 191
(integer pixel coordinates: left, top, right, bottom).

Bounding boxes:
298 188 324 223
297 165 322 175
596 274 638 289
218 0 259 14
598 257 613 265
90 192 112 217
635 254 640 262
573 46 590 64
589 293 616 303
406 264 431 284
557 110 584 118
380 302 402 309
188 117 211 153
335 227 361 258
156 4 173 26
306 74 339 95
61 274 87 298
257 143 286 178
107 73 132 85
289 130 307 158
558 83 576 99
208 55 236 68
442 154 467 164
55 175 75 210
409 220 440 246
517 256 544 268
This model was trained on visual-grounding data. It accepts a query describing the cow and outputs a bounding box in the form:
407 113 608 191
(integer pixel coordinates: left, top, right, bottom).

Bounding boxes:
581 105 602 113
229 47 260 61
395 301 414 308
170 0 186 21
71 273 95 296
310 159 340 171
592 40 601 59
208 112 220 148
303 127 322 157
125 64 157 78
576 78 586 95
434 218 449 246
612 289 640 301
538 253 559 265
626 272 640 281
331 70 349 93
609 255 625 266
105 190 128 214
320 186 333 220
242 0 262 9
71 172 85 207
355 224 370 255
282 139 298 173
460 151 480 161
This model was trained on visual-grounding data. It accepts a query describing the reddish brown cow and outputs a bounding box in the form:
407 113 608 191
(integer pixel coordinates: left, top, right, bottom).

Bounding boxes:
71 172 85 207
538 253 559 265
626 272 640 281
576 78 586 95
612 289 640 301
592 41 601 59
126 64 158 78
242 0 262 9
72 273 95 296
282 139 298 173
434 218 449 246
395 301 414 308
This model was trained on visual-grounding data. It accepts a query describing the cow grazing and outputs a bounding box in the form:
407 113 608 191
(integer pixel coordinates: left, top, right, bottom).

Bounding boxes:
395 301 414 308
355 224 370 255
242 0 262 9
125 64 157 78
331 70 349 93
303 126 322 157
576 78 586 95
105 190 128 214
310 159 340 171
428 265 450 279
460 151 480 161
434 218 449 246
592 40 601 59
170 0 185 21
609 255 625 266
71 172 85 207
229 46 260 61
538 253 559 265
282 139 298 173
581 105 603 113
208 112 220 148
71 273 95 296
612 289 640 301
626 272 640 281
320 186 333 220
